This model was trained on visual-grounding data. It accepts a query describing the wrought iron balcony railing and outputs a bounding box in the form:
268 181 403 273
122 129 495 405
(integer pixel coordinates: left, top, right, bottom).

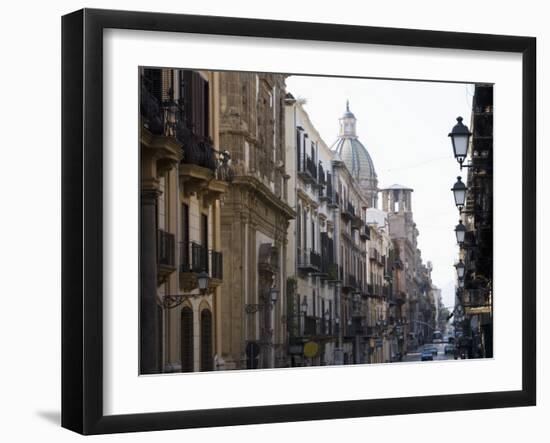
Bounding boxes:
297 248 322 273
176 123 218 172
297 154 318 184
316 162 326 188
140 80 168 136
140 75 231 178
303 316 319 336
180 241 208 273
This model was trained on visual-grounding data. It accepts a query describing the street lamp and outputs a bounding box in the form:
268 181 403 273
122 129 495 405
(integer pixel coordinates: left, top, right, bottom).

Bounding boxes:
451 176 467 209
301 297 308 316
197 270 210 294
448 116 472 169
270 287 279 305
163 270 211 308
245 286 279 314
454 220 467 246
352 292 361 310
455 259 465 280
324 309 330 334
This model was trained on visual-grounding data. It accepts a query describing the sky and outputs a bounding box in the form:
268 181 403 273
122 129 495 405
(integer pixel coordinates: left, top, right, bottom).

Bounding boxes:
286 75 474 310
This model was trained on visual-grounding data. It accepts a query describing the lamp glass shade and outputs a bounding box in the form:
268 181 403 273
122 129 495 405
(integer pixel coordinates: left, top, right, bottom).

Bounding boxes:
455 220 466 245
197 271 209 291
452 176 467 207
301 298 308 314
455 260 465 279
270 287 278 304
449 116 471 161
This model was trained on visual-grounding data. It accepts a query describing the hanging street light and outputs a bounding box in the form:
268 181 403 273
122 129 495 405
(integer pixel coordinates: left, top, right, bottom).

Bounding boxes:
451 176 467 210
448 116 472 169
245 285 279 314
454 220 467 246
301 297 308 316
270 287 279 305
197 270 210 294
455 259 466 280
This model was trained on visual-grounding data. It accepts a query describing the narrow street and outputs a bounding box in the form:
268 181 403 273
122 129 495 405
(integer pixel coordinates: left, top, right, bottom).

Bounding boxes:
402 342 455 362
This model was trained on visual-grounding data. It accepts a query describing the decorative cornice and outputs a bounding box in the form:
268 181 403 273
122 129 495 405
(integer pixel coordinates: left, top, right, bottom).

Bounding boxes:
231 175 296 220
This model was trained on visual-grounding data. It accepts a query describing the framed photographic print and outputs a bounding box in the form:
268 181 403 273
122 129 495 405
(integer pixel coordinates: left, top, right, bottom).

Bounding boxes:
61 8 536 435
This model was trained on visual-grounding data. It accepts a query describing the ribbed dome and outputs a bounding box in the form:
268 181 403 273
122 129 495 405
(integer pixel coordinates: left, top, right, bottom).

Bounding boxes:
331 137 377 181
330 102 378 207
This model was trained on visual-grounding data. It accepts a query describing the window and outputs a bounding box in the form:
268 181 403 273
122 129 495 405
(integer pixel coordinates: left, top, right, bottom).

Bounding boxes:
311 219 315 252
201 213 208 272
296 203 302 254
179 70 209 138
200 309 213 371
143 68 162 102
201 214 208 248
181 203 189 268
181 307 194 372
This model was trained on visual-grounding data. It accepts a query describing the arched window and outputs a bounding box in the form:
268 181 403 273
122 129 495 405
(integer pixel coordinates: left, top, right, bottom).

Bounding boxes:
180 307 194 372
200 309 213 371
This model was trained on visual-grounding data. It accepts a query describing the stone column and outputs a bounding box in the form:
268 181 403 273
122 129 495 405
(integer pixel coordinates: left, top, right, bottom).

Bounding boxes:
140 188 161 374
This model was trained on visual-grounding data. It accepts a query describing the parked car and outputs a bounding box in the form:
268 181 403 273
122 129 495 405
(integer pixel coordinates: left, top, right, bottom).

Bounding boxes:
424 345 438 356
421 350 433 361
444 344 455 354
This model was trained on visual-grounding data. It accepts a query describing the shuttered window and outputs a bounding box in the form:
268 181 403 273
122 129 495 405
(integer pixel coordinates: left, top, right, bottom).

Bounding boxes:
180 307 194 372
179 70 209 138
143 68 162 102
200 309 213 371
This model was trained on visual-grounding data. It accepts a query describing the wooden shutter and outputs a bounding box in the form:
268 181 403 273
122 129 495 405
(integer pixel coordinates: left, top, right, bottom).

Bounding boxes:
181 307 194 372
200 309 213 371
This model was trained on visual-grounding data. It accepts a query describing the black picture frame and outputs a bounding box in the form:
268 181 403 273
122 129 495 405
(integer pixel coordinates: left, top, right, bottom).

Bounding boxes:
62 8 536 435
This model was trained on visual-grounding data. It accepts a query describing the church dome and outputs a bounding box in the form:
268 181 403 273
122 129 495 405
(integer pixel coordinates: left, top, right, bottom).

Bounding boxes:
331 137 377 181
330 102 378 207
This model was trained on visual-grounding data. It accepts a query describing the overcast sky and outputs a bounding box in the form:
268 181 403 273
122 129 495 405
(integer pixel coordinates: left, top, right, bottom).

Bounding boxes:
286 75 474 310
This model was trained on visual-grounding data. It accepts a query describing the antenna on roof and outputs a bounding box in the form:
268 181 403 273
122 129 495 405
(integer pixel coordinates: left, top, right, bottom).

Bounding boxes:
346 99 350 112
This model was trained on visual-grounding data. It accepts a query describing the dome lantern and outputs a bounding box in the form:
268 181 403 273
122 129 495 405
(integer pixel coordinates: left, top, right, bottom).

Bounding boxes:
331 102 378 208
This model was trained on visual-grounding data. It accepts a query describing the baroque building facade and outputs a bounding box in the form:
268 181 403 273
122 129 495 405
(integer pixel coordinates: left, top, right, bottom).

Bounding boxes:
457 84 493 359
284 97 338 366
332 157 370 364
218 72 295 370
365 208 394 363
139 68 231 374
